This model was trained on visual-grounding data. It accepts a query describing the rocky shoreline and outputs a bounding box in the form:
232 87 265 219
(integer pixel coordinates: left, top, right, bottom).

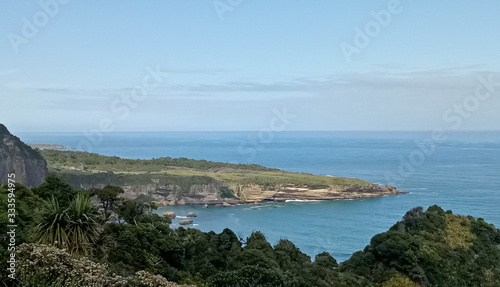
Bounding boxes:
151 184 406 208
261 184 406 202
28 144 68 150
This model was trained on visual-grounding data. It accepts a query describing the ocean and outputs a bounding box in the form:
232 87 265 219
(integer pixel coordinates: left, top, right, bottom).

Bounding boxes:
17 131 500 262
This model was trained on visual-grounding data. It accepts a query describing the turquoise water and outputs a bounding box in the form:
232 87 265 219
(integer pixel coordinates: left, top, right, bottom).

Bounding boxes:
17 131 500 261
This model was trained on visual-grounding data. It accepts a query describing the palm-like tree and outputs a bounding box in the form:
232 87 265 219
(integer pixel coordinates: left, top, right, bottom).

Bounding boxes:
32 193 101 256
66 193 101 255
32 197 70 249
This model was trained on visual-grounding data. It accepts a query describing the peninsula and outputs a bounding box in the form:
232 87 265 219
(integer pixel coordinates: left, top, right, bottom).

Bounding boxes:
27 144 68 150
41 149 405 206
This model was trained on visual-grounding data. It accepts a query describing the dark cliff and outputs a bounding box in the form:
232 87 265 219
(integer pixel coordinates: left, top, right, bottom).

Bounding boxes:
0 124 49 187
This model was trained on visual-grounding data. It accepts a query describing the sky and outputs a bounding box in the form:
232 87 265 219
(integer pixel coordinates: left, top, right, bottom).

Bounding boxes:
1 0 500 132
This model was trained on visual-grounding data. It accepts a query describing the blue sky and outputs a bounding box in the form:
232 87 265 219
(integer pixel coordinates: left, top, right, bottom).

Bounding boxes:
1 0 499 132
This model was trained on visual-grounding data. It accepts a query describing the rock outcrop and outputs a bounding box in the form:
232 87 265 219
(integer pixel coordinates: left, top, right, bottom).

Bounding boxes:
0 124 49 187
163 211 176 219
233 183 406 203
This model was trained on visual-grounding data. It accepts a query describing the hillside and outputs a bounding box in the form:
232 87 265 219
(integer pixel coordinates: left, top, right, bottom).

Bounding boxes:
1 176 499 287
41 149 404 205
341 205 500 286
0 124 49 187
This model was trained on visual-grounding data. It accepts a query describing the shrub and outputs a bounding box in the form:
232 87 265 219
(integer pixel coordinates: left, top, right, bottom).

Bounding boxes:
219 186 235 198
16 244 192 287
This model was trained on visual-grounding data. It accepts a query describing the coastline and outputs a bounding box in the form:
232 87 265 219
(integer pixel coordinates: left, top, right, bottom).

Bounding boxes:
39 149 407 207
28 143 68 150
138 183 406 208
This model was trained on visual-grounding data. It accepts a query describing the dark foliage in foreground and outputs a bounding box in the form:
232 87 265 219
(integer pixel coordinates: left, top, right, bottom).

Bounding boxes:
1 176 500 286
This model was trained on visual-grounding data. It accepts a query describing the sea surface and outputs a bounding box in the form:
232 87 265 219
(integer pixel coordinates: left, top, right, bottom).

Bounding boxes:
17 131 500 262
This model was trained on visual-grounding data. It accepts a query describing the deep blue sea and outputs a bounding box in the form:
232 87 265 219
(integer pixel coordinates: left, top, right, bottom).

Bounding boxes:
17 131 500 262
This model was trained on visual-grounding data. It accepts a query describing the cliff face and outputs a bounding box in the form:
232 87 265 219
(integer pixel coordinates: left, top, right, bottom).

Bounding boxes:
105 183 238 206
59 174 239 206
0 124 49 187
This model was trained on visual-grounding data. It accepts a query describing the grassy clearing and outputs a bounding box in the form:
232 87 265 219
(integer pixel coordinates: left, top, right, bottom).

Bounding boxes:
165 169 371 187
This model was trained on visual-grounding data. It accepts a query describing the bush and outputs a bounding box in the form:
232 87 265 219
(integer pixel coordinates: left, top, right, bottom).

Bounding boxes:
219 186 235 198
16 243 128 287
15 244 192 287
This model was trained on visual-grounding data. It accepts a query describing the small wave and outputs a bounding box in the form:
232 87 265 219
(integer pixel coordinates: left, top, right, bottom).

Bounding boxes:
242 207 259 211
285 199 321 202
192 224 199 226
406 187 427 190
177 216 188 219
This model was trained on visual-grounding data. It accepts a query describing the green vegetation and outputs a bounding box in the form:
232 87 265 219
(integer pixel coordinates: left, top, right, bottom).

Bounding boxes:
41 150 373 188
16 243 191 286
31 193 101 256
31 174 78 206
340 206 500 286
166 168 371 187
2 177 500 286
54 170 220 198
90 185 125 212
382 274 418 287
445 213 475 248
41 150 277 173
219 186 235 198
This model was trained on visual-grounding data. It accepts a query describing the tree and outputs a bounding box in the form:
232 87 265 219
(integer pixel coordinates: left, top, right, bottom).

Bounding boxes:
207 265 291 287
32 174 78 206
31 196 70 249
66 193 101 255
314 252 338 269
91 185 124 212
116 199 146 224
32 193 101 256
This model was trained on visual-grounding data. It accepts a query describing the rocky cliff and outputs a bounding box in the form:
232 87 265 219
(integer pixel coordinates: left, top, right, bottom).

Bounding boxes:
0 124 49 187
55 171 240 206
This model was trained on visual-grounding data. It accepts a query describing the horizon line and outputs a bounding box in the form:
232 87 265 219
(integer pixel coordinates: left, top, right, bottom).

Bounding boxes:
13 129 500 133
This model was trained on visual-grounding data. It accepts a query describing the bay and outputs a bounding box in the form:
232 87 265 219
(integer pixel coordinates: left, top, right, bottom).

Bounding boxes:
17 131 500 262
